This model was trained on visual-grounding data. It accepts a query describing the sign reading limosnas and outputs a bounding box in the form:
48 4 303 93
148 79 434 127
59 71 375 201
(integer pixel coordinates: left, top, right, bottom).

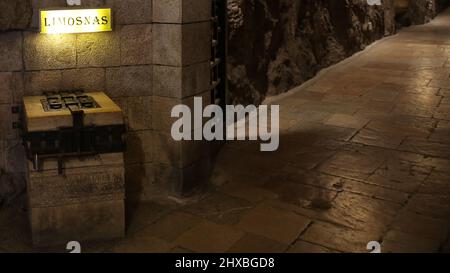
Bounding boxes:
40 8 112 34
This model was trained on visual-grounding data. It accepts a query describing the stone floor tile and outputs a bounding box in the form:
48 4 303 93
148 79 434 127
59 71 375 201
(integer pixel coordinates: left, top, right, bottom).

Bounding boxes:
398 85 440 95
211 168 273 188
283 168 345 192
77 241 117 253
364 61 411 71
174 221 244 253
289 122 358 142
305 81 342 94
218 182 278 204
381 230 441 253
324 114 370 129
364 62 412 72
290 90 326 101
278 99 310 115
319 192 402 232
397 93 443 107
133 212 203 243
283 146 337 170
365 115 436 138
405 194 450 220
429 120 450 142
286 101 359 116
169 246 194 253
421 157 450 173
357 67 404 77
353 109 392 120
110 236 174 253
399 137 450 158
214 148 288 180
340 179 409 204
263 180 338 209
434 105 450 120
126 201 175 235
30 240 117 253
287 240 339 253
362 89 399 103
405 70 450 82
367 160 432 193
420 171 450 196
439 88 450 96
392 103 436 118
429 79 450 89
317 151 384 180
182 192 253 225
351 128 405 149
227 234 288 253
300 221 381 253
390 210 449 242
377 148 427 164
236 204 311 245
282 110 332 124
321 94 361 104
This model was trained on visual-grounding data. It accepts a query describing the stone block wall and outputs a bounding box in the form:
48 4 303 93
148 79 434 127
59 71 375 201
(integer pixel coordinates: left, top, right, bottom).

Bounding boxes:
0 0 213 203
152 0 213 194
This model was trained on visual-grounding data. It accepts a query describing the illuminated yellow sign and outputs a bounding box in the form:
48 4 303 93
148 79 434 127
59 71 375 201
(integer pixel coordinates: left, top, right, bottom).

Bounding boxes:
40 8 112 34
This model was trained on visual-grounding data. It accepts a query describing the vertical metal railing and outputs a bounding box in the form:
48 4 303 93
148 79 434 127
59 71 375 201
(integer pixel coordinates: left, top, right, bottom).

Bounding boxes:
211 0 228 109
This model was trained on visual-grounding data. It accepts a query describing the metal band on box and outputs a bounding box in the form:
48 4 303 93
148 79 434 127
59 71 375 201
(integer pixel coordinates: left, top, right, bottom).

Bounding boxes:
20 91 126 175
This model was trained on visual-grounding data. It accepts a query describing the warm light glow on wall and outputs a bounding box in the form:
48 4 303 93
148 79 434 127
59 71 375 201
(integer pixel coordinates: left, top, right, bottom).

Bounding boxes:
40 8 112 34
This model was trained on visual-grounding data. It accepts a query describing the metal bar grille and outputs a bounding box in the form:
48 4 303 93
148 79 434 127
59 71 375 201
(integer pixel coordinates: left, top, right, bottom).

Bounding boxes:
211 0 227 108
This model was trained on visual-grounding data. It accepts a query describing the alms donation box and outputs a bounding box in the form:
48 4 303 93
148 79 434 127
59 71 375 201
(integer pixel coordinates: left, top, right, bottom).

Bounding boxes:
21 91 126 246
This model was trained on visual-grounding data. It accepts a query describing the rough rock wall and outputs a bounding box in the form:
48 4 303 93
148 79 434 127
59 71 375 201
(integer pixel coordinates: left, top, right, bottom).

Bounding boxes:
227 0 446 105
399 0 450 25
437 0 450 10
410 0 437 23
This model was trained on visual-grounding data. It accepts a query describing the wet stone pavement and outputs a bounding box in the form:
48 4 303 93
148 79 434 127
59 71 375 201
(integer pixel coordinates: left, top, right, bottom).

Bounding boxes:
2 11 450 254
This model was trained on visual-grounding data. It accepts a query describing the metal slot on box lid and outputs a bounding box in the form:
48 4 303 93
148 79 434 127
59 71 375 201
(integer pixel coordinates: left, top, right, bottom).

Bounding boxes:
41 91 100 112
